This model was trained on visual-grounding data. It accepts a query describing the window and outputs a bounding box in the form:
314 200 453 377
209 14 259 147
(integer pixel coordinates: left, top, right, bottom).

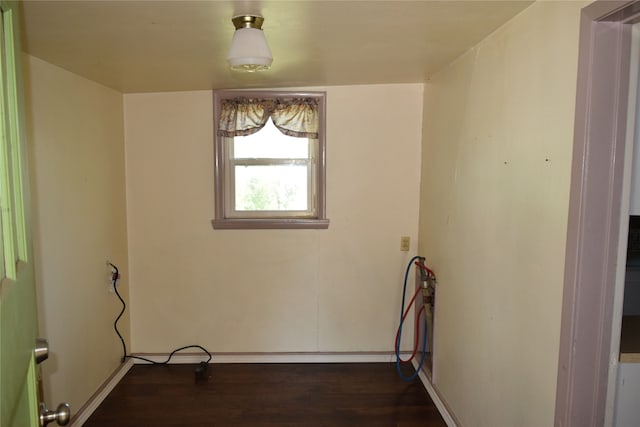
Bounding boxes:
212 91 329 229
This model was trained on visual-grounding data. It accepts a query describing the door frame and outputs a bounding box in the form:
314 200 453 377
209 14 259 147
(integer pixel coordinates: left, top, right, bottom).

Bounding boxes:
555 1 640 425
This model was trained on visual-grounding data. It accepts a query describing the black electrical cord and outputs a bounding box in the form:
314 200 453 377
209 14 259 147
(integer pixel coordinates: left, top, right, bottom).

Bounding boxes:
111 265 128 363
125 345 213 365
109 262 212 369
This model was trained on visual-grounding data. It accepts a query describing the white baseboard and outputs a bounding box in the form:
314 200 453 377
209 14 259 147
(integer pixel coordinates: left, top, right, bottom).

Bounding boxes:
70 358 134 427
130 351 411 364
413 359 458 427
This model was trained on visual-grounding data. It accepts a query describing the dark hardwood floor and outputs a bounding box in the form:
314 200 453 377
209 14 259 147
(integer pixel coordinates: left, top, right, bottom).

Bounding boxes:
83 363 447 427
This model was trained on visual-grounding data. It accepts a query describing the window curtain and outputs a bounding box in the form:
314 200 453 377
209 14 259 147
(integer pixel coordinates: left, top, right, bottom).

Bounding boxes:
218 97 319 139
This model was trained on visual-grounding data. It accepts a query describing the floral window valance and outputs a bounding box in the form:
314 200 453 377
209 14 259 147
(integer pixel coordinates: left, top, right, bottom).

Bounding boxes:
218 97 319 139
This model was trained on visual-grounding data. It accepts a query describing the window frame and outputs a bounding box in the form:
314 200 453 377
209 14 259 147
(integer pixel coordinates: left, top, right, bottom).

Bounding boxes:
212 90 329 230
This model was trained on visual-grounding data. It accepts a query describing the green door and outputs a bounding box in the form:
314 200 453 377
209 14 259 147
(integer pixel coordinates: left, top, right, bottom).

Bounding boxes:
0 1 40 426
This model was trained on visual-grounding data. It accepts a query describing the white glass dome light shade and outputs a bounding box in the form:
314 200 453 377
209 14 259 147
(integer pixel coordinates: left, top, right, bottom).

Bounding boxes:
227 27 273 72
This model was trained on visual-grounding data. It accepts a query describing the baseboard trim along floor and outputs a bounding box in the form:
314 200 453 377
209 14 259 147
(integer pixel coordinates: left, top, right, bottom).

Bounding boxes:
414 359 459 427
129 351 411 364
70 358 134 427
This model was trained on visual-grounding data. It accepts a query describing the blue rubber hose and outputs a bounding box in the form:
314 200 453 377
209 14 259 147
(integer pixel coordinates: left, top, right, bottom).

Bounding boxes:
396 256 429 381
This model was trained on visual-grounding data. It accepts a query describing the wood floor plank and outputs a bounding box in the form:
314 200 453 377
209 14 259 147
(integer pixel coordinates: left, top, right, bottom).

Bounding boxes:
83 363 447 427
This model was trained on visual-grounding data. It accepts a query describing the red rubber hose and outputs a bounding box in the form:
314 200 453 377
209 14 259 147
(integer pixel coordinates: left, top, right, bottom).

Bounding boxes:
395 286 427 364
415 260 435 277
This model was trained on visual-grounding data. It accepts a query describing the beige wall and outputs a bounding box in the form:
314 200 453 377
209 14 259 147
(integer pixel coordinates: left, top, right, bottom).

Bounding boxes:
21 2 589 420
23 55 129 413
418 2 586 426
124 84 423 353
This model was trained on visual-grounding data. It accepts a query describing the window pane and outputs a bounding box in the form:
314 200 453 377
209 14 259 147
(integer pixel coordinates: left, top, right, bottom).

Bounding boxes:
235 165 308 211
233 119 309 159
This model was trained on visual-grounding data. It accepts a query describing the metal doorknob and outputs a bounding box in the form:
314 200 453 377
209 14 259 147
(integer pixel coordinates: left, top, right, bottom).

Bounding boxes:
34 338 49 364
39 402 70 426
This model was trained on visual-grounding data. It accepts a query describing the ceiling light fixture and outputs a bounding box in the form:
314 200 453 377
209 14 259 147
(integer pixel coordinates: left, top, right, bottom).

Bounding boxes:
227 14 273 72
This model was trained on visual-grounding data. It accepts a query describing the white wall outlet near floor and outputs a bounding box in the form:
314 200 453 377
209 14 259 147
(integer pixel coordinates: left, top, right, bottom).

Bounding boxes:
400 236 410 251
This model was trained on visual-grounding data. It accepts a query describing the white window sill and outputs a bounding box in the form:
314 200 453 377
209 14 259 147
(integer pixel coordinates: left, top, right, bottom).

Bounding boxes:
211 218 330 230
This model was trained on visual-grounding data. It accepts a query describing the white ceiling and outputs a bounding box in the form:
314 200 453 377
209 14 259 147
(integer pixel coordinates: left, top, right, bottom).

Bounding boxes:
19 0 534 94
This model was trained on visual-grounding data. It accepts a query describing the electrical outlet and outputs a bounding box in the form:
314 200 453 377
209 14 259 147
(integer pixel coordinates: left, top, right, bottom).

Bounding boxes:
400 236 410 252
106 260 117 292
